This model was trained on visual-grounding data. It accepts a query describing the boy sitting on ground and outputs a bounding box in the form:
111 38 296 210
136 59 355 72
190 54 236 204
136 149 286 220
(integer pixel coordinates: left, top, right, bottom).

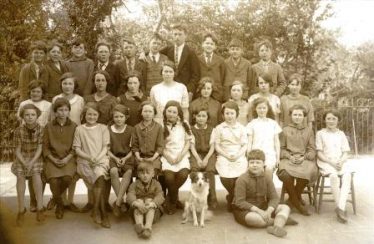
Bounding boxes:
127 163 165 239
232 149 298 238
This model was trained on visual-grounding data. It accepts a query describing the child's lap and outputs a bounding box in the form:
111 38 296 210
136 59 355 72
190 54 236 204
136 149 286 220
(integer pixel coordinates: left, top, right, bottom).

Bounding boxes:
317 160 355 176
77 161 110 185
11 160 43 178
129 206 163 223
190 153 216 173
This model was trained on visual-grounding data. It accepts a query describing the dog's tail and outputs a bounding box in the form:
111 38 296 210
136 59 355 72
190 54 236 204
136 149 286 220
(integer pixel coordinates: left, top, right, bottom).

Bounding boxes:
205 210 213 221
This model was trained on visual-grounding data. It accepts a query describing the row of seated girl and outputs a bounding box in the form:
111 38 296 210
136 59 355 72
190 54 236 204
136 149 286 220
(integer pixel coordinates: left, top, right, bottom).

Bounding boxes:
14 90 352 232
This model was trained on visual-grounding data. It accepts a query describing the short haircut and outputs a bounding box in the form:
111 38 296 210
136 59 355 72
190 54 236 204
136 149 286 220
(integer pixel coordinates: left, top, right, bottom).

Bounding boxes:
30 40 47 53
323 109 341 122
112 104 130 117
28 80 46 99
71 38 85 47
247 149 266 162
288 73 304 87
139 101 157 117
59 72 79 92
82 102 100 118
150 33 163 42
123 36 135 45
137 162 154 173
257 39 273 52
222 101 239 117
228 38 243 48
230 80 244 92
288 104 307 117
94 70 111 84
171 23 187 33
53 97 71 112
122 70 142 92
47 40 63 52
257 73 273 87
195 76 216 98
251 97 275 120
202 32 218 44
161 60 176 73
19 103 41 118
95 41 111 52
192 106 210 124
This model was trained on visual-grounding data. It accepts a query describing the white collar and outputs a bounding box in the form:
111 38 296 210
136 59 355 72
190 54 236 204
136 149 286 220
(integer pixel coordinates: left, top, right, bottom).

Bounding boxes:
111 124 127 133
194 124 208 129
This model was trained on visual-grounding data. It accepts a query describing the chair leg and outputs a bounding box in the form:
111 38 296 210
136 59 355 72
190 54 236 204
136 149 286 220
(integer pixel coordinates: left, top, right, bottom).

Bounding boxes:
280 184 286 203
314 175 320 212
317 176 325 214
351 173 357 215
307 186 313 205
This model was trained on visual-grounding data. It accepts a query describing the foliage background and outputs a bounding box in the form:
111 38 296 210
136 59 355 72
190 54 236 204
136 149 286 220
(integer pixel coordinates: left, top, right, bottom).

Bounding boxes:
0 0 373 158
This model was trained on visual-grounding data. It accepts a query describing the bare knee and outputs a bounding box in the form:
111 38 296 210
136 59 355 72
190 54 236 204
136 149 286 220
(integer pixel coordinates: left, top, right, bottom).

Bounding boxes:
276 204 290 216
122 169 133 179
110 168 119 178
244 212 267 228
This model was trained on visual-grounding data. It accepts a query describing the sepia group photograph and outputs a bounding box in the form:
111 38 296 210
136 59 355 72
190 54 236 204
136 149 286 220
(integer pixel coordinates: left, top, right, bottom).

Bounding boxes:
0 0 373 243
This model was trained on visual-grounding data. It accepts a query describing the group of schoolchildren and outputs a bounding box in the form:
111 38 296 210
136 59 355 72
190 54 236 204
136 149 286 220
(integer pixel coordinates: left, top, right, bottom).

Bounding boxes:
13 23 354 239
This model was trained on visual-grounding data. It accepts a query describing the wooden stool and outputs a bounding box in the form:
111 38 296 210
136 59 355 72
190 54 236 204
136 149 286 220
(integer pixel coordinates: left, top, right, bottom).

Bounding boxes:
280 182 316 208
315 172 356 214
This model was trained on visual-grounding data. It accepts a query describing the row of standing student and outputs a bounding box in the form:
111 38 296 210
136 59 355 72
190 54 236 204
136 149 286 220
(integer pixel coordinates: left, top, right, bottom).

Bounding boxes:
18 24 287 106
13 80 353 238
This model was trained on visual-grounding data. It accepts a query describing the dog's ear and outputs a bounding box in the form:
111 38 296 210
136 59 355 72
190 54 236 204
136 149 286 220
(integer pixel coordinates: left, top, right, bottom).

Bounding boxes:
190 171 197 181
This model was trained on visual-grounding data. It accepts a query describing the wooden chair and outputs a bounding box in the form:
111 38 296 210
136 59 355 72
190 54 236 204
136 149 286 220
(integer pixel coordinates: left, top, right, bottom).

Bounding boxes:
280 181 317 210
314 172 357 214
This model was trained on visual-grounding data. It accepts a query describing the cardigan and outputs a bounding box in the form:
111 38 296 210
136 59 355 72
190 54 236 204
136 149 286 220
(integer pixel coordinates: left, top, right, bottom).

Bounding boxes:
66 56 95 96
127 179 165 208
233 170 279 211
252 61 286 97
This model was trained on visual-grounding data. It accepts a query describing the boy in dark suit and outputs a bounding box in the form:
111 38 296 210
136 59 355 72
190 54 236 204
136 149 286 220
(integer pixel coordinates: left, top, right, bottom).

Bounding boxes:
198 33 225 102
252 40 286 97
117 37 147 93
160 23 200 100
95 41 120 96
223 38 254 101
144 34 170 97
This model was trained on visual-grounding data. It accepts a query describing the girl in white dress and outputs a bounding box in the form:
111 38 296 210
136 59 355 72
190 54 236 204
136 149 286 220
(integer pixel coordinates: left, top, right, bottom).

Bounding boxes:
161 100 192 215
246 97 281 172
17 80 51 127
213 101 248 211
150 60 189 124
316 109 352 223
73 102 111 228
52 72 84 125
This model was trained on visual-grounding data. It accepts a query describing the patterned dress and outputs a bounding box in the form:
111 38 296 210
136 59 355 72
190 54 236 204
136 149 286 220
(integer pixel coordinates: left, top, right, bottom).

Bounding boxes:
11 124 44 177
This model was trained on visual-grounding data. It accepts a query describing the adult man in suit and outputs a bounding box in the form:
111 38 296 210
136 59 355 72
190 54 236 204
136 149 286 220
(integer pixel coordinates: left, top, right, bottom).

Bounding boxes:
116 37 147 94
160 23 200 100
95 41 120 96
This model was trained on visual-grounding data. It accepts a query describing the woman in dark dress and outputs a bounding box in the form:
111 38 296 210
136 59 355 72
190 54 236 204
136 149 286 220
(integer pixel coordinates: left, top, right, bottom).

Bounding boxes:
117 70 146 126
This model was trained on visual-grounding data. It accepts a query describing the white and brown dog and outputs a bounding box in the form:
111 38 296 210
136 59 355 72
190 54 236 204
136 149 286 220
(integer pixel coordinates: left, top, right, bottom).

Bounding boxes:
182 172 212 227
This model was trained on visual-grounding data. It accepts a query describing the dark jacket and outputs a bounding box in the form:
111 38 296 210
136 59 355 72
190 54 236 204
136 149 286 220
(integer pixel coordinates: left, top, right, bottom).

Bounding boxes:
161 44 200 94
